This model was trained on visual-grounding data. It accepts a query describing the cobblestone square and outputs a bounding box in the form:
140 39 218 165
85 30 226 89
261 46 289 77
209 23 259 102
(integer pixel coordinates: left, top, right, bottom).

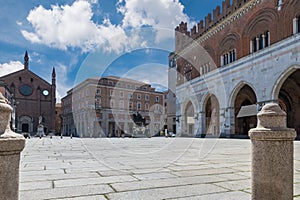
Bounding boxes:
19 137 300 199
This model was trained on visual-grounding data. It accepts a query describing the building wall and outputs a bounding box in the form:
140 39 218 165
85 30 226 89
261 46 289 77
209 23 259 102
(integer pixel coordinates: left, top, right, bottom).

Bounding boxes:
0 52 56 134
55 103 62 134
175 0 300 84
174 0 300 137
167 52 177 133
62 76 166 137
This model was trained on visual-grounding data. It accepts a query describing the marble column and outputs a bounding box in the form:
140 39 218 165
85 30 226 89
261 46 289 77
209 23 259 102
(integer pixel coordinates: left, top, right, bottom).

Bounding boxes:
293 18 298 35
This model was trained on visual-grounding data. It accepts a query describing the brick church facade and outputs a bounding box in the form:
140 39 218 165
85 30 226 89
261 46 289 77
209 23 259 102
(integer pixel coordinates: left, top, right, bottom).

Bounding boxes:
0 51 56 135
172 0 300 137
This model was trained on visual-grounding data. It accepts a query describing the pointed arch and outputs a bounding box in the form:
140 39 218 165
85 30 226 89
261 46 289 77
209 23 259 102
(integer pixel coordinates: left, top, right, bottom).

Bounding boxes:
272 65 300 136
229 82 257 136
181 99 196 137
229 81 257 108
271 64 300 100
202 93 220 137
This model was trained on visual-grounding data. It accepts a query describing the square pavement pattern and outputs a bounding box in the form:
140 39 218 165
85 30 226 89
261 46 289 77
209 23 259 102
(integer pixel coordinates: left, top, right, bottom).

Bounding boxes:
19 137 300 199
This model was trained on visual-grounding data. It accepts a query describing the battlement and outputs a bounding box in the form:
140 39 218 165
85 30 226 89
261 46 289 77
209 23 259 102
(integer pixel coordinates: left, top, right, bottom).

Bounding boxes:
175 0 250 38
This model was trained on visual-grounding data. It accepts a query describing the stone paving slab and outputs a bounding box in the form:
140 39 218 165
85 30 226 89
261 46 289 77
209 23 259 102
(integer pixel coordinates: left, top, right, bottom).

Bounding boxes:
19 137 300 199
20 184 113 200
54 175 137 188
169 191 251 200
107 184 227 200
55 195 107 200
110 175 226 192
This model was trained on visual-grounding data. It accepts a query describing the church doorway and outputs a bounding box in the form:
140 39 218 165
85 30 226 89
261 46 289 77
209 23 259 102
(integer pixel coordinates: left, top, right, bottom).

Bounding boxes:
22 123 29 132
19 115 33 133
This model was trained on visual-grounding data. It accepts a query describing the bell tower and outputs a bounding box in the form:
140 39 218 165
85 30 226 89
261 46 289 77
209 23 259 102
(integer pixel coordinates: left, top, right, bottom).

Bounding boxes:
24 50 29 70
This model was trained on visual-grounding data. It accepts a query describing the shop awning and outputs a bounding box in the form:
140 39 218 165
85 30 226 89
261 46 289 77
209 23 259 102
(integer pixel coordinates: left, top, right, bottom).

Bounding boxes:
187 117 195 124
237 104 257 118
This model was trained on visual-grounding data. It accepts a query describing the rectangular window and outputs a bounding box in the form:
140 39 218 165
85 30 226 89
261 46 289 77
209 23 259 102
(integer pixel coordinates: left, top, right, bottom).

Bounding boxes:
96 89 101 95
110 99 114 108
156 96 159 102
137 93 141 100
145 94 149 101
110 90 114 96
95 97 101 108
298 17 300 33
119 100 124 109
137 102 141 110
128 92 133 99
145 103 149 110
120 91 124 98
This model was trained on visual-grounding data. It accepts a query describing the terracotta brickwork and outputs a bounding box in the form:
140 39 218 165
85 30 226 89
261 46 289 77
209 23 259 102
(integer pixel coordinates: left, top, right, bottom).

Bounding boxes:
0 51 56 134
173 0 300 137
175 0 300 85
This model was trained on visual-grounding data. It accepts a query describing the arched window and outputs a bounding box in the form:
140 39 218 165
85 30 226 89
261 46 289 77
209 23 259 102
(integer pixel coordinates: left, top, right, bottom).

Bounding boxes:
294 16 300 34
298 17 300 33
250 31 269 53
221 49 236 66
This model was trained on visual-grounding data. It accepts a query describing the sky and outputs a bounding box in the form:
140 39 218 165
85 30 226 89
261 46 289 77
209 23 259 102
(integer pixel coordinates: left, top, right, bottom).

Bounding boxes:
0 0 223 101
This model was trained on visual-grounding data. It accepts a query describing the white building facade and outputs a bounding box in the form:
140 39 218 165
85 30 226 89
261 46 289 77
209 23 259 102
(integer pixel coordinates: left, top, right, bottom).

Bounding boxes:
173 0 300 138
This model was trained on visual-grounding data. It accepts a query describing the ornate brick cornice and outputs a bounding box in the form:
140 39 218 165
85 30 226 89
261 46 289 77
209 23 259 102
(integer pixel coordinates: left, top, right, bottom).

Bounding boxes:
176 0 263 57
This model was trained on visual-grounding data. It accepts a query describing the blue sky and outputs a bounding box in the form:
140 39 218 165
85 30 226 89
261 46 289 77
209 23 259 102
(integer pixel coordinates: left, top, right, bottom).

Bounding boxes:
0 0 223 101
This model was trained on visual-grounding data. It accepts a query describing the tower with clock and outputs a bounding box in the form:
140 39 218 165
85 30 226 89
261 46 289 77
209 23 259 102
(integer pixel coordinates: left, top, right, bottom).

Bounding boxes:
0 51 56 135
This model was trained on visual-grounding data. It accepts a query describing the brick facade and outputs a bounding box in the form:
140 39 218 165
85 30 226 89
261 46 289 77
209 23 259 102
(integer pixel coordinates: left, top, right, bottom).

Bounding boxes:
0 51 56 135
62 76 165 137
173 0 300 137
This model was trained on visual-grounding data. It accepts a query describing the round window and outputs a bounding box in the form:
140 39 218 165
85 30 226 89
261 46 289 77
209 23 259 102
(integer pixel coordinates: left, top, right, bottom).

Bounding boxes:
42 90 49 96
19 85 32 96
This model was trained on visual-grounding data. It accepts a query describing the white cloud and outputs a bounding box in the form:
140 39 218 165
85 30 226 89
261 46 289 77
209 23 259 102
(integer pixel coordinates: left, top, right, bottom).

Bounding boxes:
0 61 23 77
54 63 71 102
117 0 193 42
123 63 168 91
16 21 23 26
21 1 103 52
21 0 192 53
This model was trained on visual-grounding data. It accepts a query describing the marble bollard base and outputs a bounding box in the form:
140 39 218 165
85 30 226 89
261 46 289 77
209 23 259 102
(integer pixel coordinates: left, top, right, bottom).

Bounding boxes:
0 137 25 200
249 133 295 199
249 103 296 200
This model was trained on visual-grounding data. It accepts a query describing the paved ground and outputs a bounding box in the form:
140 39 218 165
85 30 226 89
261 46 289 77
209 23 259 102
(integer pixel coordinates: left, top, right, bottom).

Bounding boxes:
19 137 300 199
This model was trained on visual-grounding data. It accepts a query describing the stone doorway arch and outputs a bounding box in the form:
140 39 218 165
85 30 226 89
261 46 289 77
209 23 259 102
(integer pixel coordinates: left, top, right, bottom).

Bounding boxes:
183 101 195 137
274 69 300 136
233 85 257 137
18 115 33 134
203 94 220 137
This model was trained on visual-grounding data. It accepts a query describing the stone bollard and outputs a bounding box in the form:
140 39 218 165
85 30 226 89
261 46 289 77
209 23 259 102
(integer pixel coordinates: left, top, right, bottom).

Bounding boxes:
249 103 296 200
0 93 25 200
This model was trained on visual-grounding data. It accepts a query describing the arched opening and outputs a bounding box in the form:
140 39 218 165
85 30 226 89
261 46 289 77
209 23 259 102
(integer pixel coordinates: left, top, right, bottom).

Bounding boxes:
204 94 220 137
18 115 33 134
22 123 29 132
234 85 257 137
184 101 195 137
278 70 300 136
